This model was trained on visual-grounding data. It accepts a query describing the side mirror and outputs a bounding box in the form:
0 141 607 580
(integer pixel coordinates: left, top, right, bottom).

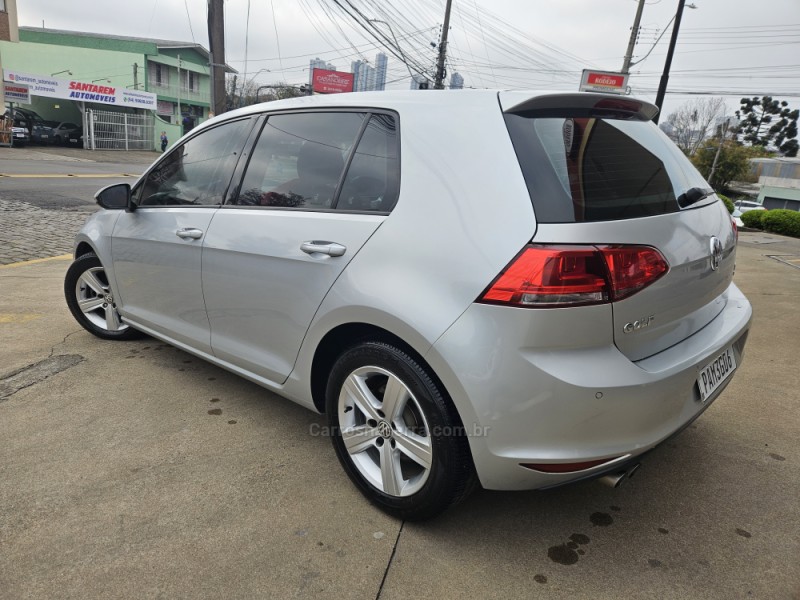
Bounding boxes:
95 183 134 211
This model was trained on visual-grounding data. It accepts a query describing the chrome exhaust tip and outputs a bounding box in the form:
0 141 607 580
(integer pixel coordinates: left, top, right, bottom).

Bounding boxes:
598 463 641 488
598 471 627 488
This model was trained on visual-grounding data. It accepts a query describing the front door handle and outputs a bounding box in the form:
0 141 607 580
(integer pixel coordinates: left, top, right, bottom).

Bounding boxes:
300 241 347 257
176 227 204 240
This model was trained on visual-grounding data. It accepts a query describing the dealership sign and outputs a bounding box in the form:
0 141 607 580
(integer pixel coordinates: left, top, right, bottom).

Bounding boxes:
311 68 354 94
3 82 31 104
579 70 629 95
3 69 157 109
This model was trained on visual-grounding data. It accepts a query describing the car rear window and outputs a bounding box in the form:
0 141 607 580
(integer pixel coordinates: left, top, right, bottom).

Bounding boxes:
504 113 709 223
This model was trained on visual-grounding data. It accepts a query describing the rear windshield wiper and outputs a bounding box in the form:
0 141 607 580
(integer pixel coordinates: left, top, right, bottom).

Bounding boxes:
677 186 714 208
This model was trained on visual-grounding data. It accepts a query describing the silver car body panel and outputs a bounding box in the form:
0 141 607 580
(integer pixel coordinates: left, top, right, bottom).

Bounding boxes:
71 90 752 490
532 203 736 362
112 207 218 354
427 283 751 490
202 208 386 383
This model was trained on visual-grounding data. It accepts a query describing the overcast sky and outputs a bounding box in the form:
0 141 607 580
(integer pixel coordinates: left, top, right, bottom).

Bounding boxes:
15 0 800 116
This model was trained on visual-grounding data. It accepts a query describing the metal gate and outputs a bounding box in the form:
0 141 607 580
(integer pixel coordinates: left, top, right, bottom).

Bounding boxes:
83 109 154 151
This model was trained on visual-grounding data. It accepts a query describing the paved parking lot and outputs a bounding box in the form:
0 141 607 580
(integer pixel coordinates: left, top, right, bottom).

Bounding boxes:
1 231 798 599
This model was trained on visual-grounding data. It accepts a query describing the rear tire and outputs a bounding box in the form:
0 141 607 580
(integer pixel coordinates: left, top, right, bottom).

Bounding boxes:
64 253 143 340
326 341 476 520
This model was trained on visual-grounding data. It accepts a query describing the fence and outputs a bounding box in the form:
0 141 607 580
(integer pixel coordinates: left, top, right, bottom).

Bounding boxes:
83 109 155 151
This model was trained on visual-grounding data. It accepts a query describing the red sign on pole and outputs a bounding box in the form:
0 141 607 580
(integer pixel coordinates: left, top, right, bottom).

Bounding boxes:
579 69 629 95
312 68 355 94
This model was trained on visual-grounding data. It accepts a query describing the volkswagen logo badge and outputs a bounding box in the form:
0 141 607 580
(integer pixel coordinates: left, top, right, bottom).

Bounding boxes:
377 421 393 439
709 236 723 271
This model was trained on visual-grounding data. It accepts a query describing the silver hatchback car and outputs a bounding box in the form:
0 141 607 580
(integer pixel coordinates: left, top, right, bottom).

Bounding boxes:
65 91 752 520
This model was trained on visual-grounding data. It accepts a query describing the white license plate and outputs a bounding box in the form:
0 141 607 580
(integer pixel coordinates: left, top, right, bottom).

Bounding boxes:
41 135 48 139
69 138 77 143
14 133 24 138
697 346 736 402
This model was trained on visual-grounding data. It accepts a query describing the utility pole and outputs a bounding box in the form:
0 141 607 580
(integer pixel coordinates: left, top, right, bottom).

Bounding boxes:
653 0 687 123
208 0 227 115
434 0 453 90
133 63 139 90
621 0 646 74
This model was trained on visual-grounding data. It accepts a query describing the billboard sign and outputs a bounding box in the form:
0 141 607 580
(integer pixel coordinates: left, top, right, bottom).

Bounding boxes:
3 82 31 104
4 69 158 110
579 70 629 95
311 68 354 94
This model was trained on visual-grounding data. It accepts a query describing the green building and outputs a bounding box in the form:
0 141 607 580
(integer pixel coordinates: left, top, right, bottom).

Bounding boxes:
1 26 232 149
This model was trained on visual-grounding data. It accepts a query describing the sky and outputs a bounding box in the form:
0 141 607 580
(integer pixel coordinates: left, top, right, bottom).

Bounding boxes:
14 0 800 117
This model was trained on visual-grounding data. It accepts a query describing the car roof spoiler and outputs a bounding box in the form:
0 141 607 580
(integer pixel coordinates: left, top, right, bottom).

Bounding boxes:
501 92 659 122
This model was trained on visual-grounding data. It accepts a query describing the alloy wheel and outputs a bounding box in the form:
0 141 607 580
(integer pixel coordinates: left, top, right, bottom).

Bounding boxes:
74 266 128 333
338 366 432 497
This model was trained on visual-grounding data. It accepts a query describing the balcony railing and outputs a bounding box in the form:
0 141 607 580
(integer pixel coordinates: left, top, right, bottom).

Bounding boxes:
147 80 210 104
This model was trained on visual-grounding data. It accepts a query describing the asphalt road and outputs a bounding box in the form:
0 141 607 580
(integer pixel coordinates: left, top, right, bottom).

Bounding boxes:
0 146 150 211
0 154 798 598
0 147 152 264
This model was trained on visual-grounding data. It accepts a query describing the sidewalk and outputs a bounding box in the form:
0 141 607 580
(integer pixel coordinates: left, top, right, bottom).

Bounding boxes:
0 145 158 164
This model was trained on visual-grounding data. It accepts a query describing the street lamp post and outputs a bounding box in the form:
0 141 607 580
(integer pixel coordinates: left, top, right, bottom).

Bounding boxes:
368 18 415 82
240 69 270 107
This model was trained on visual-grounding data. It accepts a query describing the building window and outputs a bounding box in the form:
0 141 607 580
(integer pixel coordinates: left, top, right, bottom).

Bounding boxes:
182 70 199 93
148 63 169 88
0 0 6 12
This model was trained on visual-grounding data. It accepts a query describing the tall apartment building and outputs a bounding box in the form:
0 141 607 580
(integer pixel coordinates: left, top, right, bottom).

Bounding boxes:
351 53 388 92
374 53 387 91
449 72 464 90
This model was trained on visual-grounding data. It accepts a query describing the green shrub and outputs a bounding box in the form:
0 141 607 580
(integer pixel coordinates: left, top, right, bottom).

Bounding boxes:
740 210 764 229
761 209 800 238
717 193 734 213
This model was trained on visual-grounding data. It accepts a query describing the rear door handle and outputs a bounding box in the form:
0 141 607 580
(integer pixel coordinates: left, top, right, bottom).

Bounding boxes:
300 241 347 257
176 227 204 240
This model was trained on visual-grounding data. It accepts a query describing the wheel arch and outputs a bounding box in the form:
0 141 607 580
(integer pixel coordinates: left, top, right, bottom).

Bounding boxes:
75 241 95 258
309 322 457 424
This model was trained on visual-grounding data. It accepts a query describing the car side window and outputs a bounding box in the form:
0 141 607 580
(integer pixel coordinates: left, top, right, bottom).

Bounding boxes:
136 118 251 207
337 113 399 212
234 112 365 209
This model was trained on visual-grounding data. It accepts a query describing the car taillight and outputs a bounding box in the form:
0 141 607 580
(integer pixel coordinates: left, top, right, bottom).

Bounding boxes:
731 217 738 244
599 245 669 301
478 244 668 308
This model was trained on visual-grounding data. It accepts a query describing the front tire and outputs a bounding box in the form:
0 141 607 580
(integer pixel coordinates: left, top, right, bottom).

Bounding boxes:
326 341 476 520
64 253 142 340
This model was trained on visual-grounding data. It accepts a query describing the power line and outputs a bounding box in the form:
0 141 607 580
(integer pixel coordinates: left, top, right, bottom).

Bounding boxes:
183 0 196 43
270 0 285 77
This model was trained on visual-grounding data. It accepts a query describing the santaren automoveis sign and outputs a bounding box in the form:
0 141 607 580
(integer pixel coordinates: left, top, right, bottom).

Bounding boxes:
3 69 157 110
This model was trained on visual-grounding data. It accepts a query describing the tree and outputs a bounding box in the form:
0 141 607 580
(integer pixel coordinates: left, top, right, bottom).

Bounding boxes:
691 140 750 191
225 75 308 109
665 97 727 156
735 96 799 157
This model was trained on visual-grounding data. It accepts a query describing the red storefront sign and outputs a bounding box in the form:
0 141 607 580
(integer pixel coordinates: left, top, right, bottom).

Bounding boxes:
312 68 355 94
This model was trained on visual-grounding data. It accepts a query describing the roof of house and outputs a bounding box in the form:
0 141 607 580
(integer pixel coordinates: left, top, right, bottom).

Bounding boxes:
18 27 236 73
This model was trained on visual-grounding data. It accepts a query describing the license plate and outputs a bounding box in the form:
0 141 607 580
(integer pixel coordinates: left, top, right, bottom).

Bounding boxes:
14 133 24 138
697 346 736 402
69 138 77 143
41 135 48 139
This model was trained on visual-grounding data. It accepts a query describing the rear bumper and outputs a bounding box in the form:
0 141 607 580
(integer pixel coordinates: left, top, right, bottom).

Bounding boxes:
426 282 752 491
